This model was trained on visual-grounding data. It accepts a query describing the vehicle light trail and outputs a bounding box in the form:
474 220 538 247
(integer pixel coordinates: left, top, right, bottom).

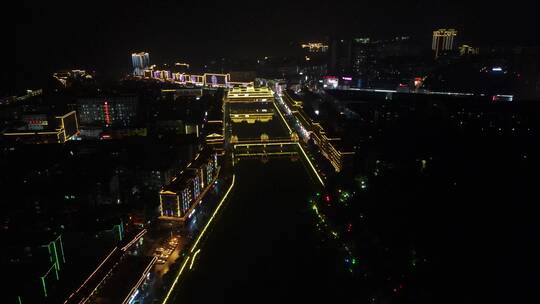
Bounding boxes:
121 229 147 251
122 256 157 304
189 249 201 270
64 247 118 303
162 256 191 304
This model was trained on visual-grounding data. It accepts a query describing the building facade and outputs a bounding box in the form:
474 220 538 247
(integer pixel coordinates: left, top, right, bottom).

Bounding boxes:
459 44 480 56
159 148 219 221
329 39 353 75
224 86 274 103
2 110 80 144
301 42 329 53
77 96 138 127
132 52 150 76
432 29 458 58
282 90 354 172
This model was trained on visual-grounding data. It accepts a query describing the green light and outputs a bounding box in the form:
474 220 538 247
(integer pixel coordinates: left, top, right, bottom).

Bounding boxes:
47 243 53 262
40 263 56 295
120 219 124 237
58 235 66 263
117 225 123 241
40 276 48 298
52 241 60 271
352 258 357 265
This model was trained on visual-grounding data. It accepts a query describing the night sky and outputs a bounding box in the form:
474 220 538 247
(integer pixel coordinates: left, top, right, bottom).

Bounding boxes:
11 0 538 92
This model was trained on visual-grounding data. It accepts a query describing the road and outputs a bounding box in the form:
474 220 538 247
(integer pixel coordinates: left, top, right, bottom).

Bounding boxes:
129 176 232 303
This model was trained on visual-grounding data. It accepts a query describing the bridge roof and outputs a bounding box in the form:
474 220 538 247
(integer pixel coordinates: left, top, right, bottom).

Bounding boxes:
226 86 274 100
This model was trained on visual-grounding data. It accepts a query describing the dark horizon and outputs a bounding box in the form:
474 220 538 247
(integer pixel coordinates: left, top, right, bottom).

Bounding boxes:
11 0 538 92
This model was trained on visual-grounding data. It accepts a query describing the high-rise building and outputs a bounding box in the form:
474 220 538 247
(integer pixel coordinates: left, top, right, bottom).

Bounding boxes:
432 29 457 58
77 96 138 127
329 39 353 75
131 52 150 76
352 38 376 87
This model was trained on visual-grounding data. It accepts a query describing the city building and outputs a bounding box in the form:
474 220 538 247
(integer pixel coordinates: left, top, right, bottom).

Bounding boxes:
2 110 80 144
132 52 150 76
229 104 274 123
205 120 224 151
352 38 375 84
204 73 230 88
3 89 43 104
329 39 353 75
154 90 206 137
459 44 480 56
513 46 540 99
159 147 219 221
432 29 458 58
160 88 203 99
224 86 274 103
100 136 196 192
77 96 138 127
7 232 67 303
204 92 225 151
229 71 257 83
281 90 355 172
53 70 94 87
301 42 329 53
133 56 256 89
152 69 172 81
324 36 427 90
174 62 190 70
150 71 230 87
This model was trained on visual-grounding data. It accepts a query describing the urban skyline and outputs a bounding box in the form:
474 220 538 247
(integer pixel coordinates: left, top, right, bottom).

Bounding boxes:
5 1 540 303
11 0 539 92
